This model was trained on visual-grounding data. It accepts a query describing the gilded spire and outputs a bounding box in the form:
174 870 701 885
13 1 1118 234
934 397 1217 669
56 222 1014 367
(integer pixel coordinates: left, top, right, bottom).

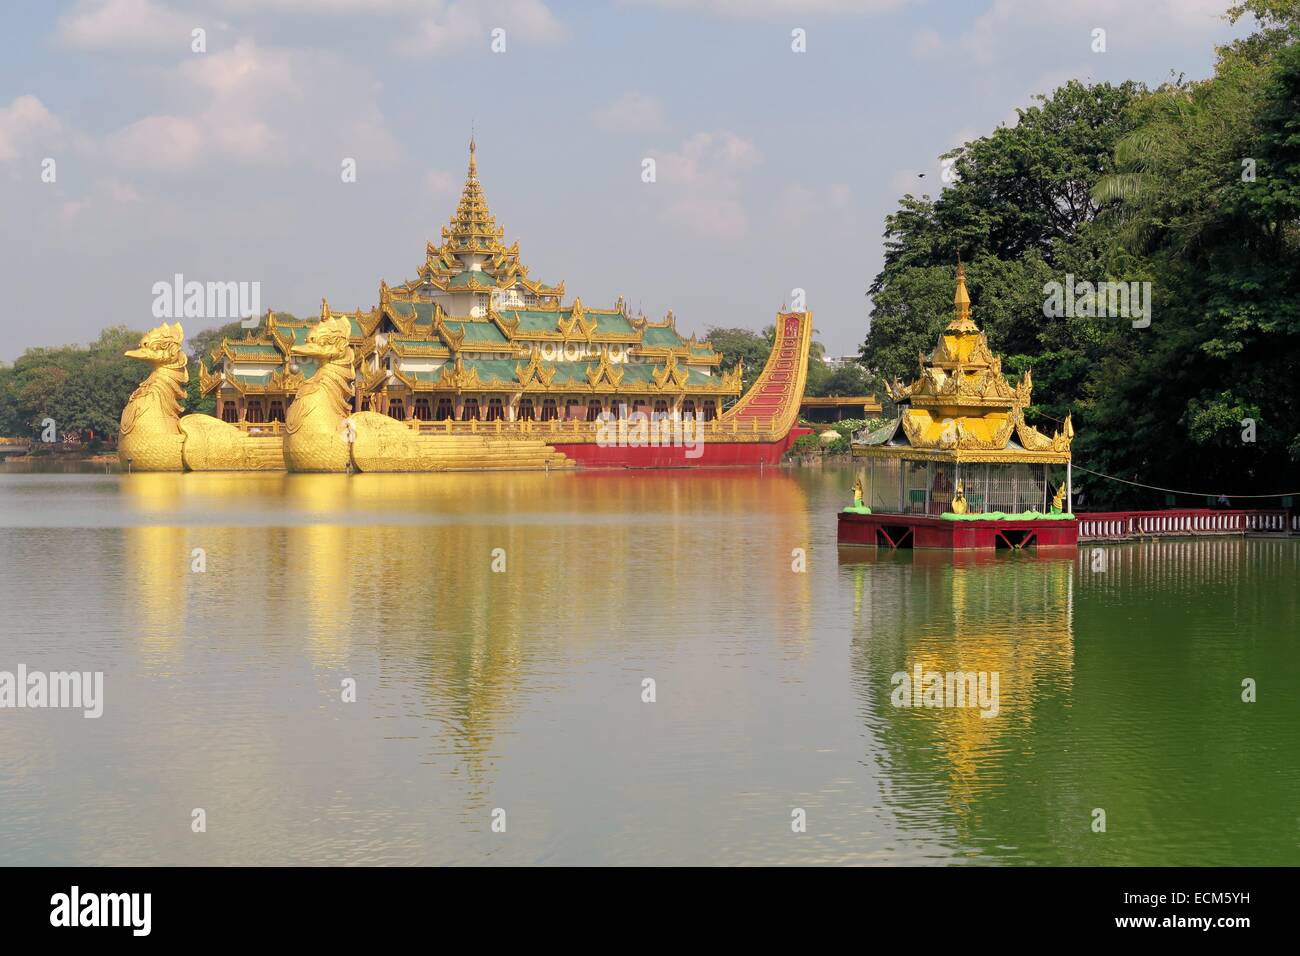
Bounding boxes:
949 258 977 332
446 137 505 256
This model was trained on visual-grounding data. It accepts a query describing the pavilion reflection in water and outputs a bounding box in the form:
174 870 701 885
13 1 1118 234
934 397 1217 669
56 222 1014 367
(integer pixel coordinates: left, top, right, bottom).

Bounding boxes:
843 536 1300 864
845 549 1076 856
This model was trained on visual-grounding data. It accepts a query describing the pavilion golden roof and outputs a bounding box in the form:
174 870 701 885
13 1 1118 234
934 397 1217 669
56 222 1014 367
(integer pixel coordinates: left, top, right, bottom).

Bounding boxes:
858 260 1074 463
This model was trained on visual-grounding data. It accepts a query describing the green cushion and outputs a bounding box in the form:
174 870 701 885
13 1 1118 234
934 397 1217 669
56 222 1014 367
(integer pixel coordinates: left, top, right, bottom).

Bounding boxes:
940 511 1076 521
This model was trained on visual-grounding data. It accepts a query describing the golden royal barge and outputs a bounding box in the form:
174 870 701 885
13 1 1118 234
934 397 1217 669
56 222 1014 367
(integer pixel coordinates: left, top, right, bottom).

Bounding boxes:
119 142 813 473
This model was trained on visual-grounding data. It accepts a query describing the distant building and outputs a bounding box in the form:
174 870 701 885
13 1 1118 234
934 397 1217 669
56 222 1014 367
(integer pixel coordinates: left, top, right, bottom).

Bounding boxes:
799 395 882 423
823 354 864 369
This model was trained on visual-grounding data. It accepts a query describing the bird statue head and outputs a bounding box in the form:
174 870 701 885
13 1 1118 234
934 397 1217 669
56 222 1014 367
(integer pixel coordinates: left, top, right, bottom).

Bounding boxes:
291 316 354 363
125 322 186 368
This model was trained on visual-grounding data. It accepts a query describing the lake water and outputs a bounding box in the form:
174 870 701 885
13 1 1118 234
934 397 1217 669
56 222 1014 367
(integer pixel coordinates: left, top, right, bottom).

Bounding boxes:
0 465 1297 865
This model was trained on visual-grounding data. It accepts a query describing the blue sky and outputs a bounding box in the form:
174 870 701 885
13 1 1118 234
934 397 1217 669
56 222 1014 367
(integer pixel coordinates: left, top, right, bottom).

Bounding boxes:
0 0 1246 360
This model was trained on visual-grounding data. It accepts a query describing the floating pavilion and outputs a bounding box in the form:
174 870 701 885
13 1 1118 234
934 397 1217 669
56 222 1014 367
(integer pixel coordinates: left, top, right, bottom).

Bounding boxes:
838 262 1077 550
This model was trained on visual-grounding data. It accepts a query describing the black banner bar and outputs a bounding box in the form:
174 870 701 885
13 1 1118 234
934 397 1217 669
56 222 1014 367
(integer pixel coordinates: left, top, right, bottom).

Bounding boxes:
0 866 1277 941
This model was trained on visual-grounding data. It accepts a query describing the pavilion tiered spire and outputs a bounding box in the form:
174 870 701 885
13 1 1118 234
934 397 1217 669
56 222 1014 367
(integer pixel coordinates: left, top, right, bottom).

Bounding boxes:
949 257 977 333
446 138 504 256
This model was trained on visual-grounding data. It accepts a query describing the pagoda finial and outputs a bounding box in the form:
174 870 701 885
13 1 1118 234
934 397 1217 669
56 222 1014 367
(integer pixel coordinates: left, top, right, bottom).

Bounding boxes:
955 258 970 317
949 256 976 331
468 136 477 180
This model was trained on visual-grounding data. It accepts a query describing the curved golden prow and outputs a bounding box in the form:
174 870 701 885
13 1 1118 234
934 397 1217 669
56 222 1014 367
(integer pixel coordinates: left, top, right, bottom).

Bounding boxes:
717 310 813 442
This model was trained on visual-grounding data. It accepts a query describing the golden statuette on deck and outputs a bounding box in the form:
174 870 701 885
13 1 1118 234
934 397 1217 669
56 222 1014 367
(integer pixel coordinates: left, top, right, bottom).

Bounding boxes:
950 481 968 514
1051 482 1067 513
119 323 285 472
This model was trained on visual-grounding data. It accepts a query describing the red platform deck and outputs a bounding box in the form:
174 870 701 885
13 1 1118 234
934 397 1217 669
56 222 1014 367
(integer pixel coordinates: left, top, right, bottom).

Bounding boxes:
837 511 1079 551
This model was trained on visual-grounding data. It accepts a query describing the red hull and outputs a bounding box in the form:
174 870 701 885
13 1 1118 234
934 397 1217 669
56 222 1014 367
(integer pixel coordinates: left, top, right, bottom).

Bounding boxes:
837 511 1079 550
553 428 809 468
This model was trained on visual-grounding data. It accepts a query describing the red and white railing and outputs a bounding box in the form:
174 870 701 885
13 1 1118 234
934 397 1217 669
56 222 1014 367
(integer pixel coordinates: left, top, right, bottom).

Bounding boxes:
1077 509 1294 541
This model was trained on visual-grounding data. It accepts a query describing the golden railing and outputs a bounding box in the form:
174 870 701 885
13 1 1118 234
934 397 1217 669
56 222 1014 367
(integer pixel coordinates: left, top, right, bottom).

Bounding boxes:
393 415 781 443
226 415 782 442
231 421 286 436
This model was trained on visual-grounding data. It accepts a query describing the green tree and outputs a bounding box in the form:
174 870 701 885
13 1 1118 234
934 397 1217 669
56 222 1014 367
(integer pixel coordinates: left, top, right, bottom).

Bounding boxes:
1 326 145 441
705 325 773 393
1081 4 1300 497
815 360 874 397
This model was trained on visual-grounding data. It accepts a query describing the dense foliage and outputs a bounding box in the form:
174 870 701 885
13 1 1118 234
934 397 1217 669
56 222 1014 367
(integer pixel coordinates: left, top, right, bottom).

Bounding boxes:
0 327 146 441
0 319 266 441
860 2 1300 506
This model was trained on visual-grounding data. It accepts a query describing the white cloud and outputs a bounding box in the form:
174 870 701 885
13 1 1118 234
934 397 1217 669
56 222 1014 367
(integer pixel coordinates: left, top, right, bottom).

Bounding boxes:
593 92 669 135
55 0 198 51
960 0 1228 65
657 130 760 186
107 115 206 169
103 39 400 172
630 0 908 17
772 181 853 231
0 95 61 163
62 0 565 58
393 0 564 56
652 130 761 241
222 0 422 10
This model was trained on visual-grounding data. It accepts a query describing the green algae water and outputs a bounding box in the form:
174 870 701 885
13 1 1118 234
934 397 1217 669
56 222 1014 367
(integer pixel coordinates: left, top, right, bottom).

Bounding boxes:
0 466 1296 865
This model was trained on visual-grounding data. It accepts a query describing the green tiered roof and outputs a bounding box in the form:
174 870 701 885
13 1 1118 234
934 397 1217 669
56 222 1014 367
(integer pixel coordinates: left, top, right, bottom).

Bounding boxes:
202 140 734 403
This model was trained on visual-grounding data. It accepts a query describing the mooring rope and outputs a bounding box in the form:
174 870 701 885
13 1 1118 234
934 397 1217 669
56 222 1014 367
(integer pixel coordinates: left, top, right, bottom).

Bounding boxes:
1071 463 1299 500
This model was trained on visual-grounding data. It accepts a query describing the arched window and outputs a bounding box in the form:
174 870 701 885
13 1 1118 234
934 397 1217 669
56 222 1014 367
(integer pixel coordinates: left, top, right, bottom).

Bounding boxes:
565 398 581 420
486 397 505 421
631 399 647 415
388 398 406 420
702 400 717 422
518 398 535 421
682 399 696 420
413 397 432 421
541 398 558 422
435 397 453 421
268 400 285 423
246 400 264 424
461 398 481 421
221 401 238 423
586 400 603 422
652 399 669 416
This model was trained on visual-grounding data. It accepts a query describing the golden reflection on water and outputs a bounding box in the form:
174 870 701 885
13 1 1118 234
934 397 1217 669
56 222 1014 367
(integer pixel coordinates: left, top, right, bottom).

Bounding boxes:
116 470 813 802
121 475 189 651
848 551 1076 838
9 466 1300 863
